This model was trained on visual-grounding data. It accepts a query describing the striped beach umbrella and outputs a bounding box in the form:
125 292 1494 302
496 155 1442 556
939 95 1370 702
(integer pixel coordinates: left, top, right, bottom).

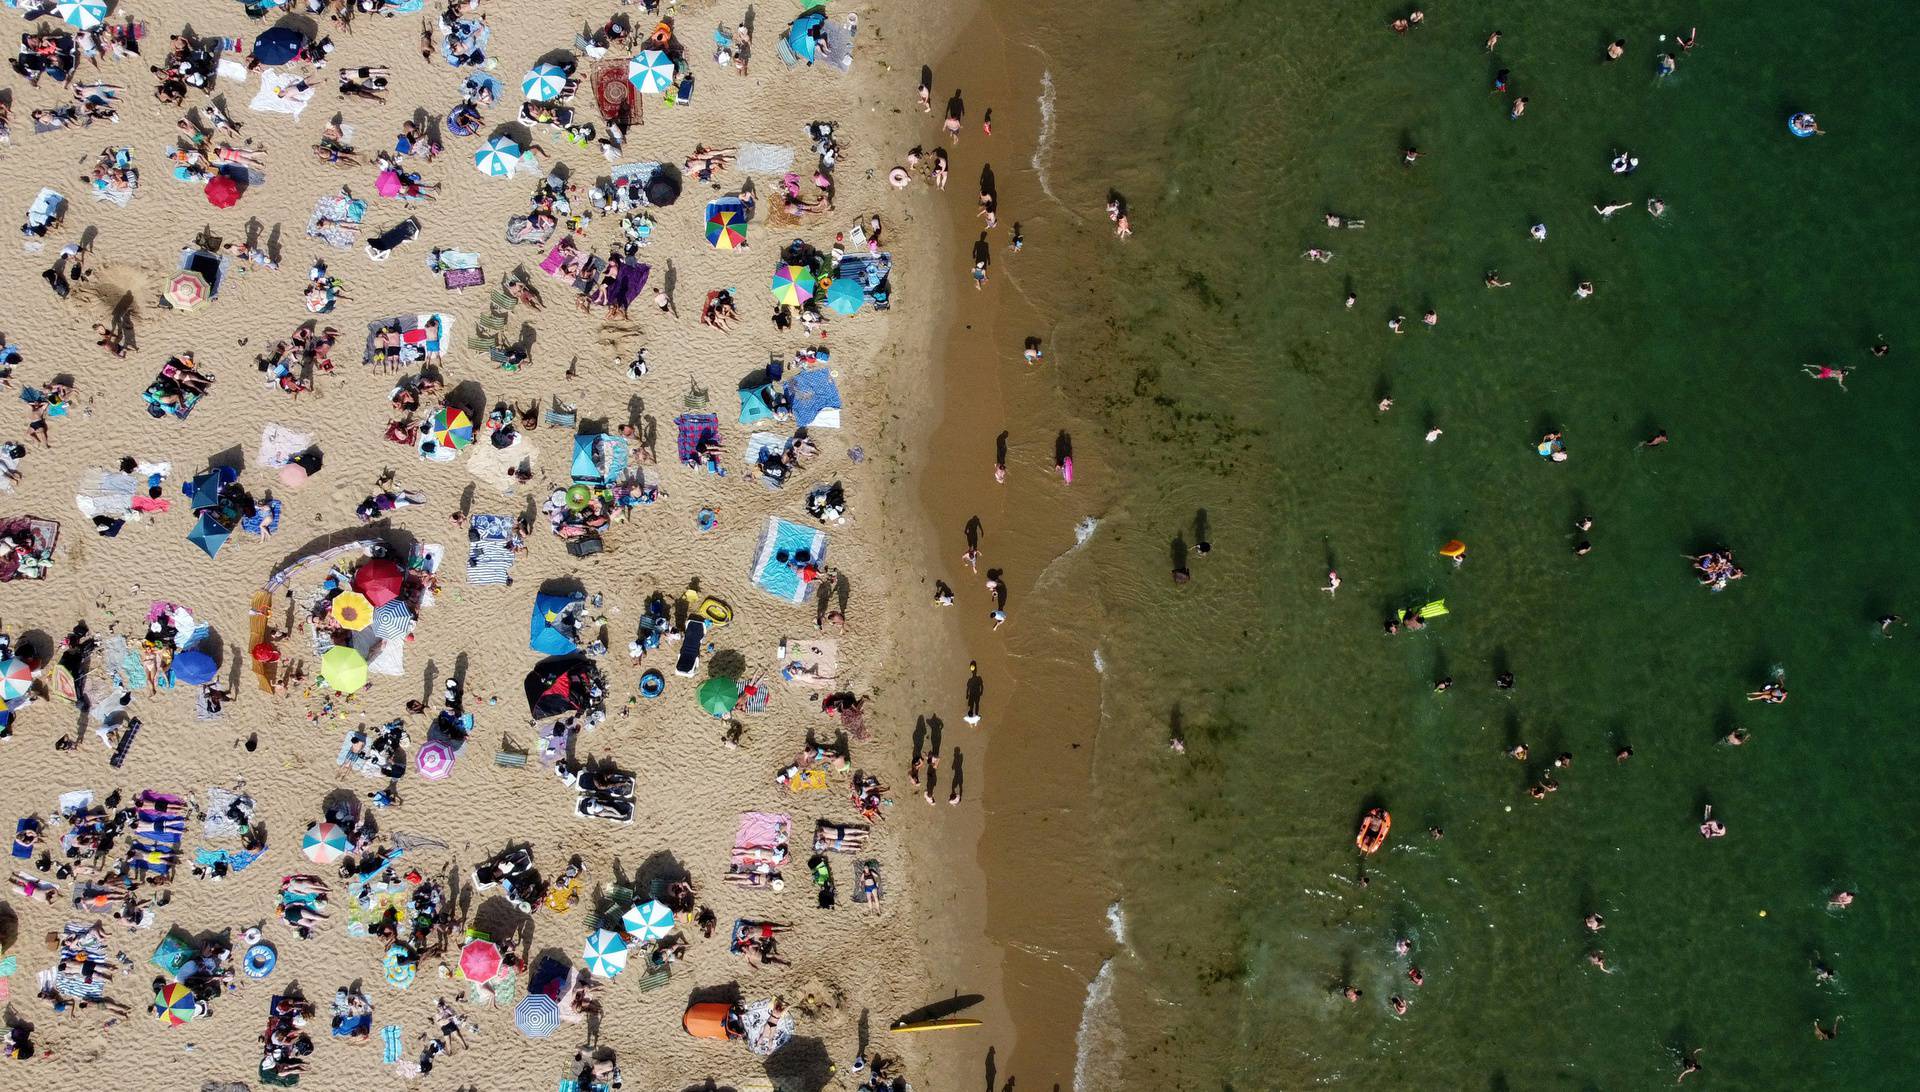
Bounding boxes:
370 598 414 639
705 204 747 249
620 899 674 943
384 946 417 990
56 1 107 30
330 591 375 631
770 263 815 305
581 928 629 978
0 658 33 702
302 822 351 864
429 407 474 450
521 63 568 102
164 270 212 311
514 992 560 1038
627 50 673 94
416 739 455 781
474 137 522 178
154 982 198 1025
320 646 368 695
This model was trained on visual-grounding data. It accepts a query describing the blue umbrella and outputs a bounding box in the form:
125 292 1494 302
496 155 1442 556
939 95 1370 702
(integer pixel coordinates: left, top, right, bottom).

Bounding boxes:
171 650 218 686
514 992 559 1038
474 137 522 178
370 599 414 640
250 27 307 67
627 50 673 94
188 513 231 559
521 63 568 102
826 276 864 315
186 470 226 512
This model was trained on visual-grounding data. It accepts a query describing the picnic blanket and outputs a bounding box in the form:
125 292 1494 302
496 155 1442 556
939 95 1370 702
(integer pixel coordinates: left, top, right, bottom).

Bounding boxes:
249 69 314 118
258 424 312 469
0 515 57 581
784 369 842 429
465 514 519 586
732 812 790 869
361 313 452 366
607 161 663 209
674 413 721 466
750 517 826 604
779 639 837 686
202 787 251 839
74 469 141 519
308 193 367 249
505 214 555 246
744 432 786 471
735 142 798 175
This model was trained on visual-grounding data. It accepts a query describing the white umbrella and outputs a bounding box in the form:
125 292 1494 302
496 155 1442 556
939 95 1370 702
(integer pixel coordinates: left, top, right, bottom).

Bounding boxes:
620 900 674 943
56 0 108 30
521 63 568 102
581 928 629 978
627 50 673 94
474 137 522 178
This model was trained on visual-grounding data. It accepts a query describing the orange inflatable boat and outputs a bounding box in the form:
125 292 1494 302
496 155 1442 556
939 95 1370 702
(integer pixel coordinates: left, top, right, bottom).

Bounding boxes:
1355 808 1391 854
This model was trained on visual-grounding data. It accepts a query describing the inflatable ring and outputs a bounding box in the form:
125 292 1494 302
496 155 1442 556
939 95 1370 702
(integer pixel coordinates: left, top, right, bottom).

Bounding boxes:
888 167 910 189
639 670 665 698
1788 112 1819 138
565 484 593 511
243 943 277 978
1439 539 1467 559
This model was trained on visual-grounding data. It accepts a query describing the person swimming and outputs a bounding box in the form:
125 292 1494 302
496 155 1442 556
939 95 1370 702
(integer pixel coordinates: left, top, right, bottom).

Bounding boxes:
1610 152 1640 174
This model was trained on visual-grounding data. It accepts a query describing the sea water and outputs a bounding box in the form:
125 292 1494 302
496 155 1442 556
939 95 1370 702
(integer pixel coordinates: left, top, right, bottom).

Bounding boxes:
1004 0 1920 1087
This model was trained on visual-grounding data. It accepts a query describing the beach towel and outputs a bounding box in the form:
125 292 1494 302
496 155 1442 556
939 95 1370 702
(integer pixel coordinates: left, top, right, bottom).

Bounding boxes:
257 424 312 469
675 413 720 466
607 161 662 208
745 432 786 471
382 1024 403 1064
239 497 283 537
785 369 842 429
216 57 249 84
74 469 140 519
751 517 827 604
505 214 555 246
91 180 136 208
735 142 798 175
361 313 453 366
732 811 790 868
430 249 481 271
202 787 250 839
24 187 64 232
819 17 856 72
780 639 837 686
308 193 367 249
465 514 518 586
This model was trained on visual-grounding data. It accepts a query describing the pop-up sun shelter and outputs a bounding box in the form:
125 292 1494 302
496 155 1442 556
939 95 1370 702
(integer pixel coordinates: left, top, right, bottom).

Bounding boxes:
569 433 630 486
530 591 587 656
524 657 604 719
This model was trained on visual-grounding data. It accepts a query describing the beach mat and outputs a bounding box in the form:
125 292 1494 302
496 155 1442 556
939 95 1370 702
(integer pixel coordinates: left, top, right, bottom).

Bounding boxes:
736 142 797 175
308 193 367 249
108 717 141 768
381 1024 403 1064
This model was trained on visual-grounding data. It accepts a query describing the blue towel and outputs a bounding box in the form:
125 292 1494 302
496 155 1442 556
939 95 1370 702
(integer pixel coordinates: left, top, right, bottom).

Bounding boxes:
381 1024 403 1064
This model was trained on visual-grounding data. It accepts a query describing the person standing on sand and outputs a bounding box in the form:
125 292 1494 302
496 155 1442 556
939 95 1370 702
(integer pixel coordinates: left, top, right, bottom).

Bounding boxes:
963 660 983 724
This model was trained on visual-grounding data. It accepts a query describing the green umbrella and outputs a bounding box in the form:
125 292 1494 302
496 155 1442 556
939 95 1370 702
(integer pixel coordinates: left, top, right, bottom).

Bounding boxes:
696 676 739 718
320 646 369 694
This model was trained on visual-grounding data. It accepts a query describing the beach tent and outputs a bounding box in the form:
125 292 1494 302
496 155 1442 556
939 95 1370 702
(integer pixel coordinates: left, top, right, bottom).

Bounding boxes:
529 592 585 656
751 517 827 604
737 384 777 426
784 9 827 65
188 513 232 559
784 369 843 429
523 657 601 719
683 1002 733 1040
569 434 630 486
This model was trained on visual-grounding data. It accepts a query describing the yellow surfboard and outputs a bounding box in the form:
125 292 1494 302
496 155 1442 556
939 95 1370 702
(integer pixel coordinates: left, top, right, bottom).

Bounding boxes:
889 1018 983 1034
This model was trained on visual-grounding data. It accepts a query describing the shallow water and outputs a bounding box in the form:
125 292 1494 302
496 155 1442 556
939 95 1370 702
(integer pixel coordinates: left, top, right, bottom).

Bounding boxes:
1002 1 1920 1087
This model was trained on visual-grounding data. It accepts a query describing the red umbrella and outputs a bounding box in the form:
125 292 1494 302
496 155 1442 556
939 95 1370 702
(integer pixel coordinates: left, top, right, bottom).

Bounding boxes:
204 174 241 209
460 939 502 982
352 558 404 606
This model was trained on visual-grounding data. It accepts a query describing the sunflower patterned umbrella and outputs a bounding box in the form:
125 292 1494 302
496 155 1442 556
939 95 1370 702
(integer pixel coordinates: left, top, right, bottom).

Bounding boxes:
330 591 375 631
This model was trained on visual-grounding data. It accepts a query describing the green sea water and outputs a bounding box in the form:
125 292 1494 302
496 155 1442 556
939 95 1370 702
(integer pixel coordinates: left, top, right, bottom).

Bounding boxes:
1015 1 1920 1088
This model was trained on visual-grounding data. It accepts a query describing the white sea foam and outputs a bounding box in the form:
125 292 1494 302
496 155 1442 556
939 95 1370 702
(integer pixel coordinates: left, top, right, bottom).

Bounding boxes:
1072 959 1120 1092
1105 900 1128 947
1091 647 1105 673
1032 69 1060 207
1074 515 1100 547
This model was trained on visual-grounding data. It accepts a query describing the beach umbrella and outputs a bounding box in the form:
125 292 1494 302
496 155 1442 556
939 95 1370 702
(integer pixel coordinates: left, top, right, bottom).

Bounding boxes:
459 940 502 983
375 169 404 198
429 407 475 450
581 929 629 978
164 270 212 311
370 598 414 639
696 676 739 718
521 63 568 101
514 992 560 1038
320 646 368 694
384 946 417 989
416 739 454 781
770 264 816 306
620 899 674 943
705 204 748 249
474 136 522 178
352 558 404 607
171 650 218 687
826 276 864 315
302 822 350 864
250 27 306 67
627 50 673 94
278 463 309 488
0 658 32 703
330 591 375 631
204 174 241 209
154 982 198 1026
56 1 107 30
187 513 231 559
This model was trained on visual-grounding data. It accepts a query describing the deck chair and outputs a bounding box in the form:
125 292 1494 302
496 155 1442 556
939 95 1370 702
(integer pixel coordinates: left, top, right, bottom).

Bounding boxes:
542 400 578 428
494 749 528 768
673 619 705 677
475 311 508 333
683 379 710 409
466 332 501 351
634 964 670 992
487 287 518 312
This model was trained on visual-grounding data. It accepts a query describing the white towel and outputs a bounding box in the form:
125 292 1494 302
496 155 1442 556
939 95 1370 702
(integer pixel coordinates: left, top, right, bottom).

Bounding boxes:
250 70 313 119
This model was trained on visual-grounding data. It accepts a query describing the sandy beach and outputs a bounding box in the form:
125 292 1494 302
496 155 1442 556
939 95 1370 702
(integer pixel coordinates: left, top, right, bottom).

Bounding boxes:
0 1 1040 1088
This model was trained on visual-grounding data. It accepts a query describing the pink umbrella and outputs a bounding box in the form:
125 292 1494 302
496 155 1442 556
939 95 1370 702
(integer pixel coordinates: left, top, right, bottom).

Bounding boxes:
375 170 404 198
460 939 502 982
416 739 454 781
278 464 310 488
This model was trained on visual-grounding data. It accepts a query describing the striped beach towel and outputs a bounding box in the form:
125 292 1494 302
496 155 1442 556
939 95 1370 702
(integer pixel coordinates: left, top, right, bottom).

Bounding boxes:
465 514 518 586
381 1024 404 1064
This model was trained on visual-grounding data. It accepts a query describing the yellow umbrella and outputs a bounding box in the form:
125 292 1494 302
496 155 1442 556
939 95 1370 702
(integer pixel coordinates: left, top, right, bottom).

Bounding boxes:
331 592 375 631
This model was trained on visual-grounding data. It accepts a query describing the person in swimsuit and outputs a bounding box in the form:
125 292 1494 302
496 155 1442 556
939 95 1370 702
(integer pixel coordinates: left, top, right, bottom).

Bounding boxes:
1802 363 1850 390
